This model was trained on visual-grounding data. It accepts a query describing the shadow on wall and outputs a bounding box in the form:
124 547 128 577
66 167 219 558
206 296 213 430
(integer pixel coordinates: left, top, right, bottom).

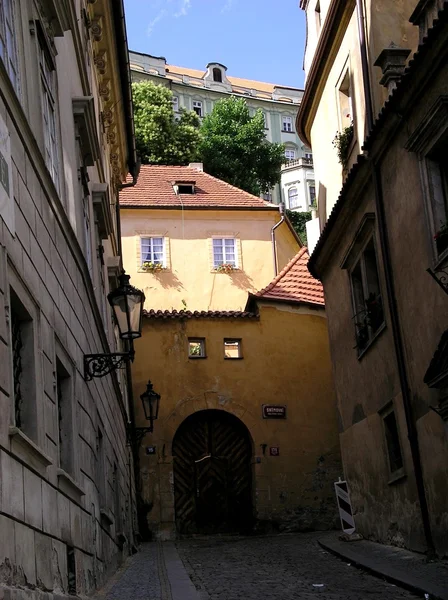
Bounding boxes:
318 181 327 232
151 270 185 291
227 270 256 292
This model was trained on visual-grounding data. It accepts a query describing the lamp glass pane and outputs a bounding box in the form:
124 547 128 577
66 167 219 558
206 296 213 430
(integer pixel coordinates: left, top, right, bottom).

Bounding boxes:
110 295 130 338
122 293 143 339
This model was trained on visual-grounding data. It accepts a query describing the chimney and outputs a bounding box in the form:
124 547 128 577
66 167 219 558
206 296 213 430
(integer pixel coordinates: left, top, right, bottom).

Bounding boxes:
374 42 411 95
189 162 203 172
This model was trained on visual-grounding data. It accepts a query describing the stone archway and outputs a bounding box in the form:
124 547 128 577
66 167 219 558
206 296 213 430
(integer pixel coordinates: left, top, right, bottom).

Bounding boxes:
172 409 253 535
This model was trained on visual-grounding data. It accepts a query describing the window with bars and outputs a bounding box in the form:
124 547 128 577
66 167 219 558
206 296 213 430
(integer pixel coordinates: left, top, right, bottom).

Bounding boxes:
141 237 165 266
38 35 59 190
213 238 237 268
10 289 35 439
11 308 24 429
350 238 384 354
0 0 20 95
282 116 293 132
288 187 299 209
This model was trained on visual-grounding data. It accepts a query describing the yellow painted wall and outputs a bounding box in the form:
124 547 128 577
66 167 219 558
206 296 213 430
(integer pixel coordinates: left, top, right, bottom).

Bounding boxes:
120 208 300 311
306 1 418 221
132 302 342 539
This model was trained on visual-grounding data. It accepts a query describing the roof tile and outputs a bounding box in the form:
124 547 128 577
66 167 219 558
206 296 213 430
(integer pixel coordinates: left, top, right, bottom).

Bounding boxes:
255 247 325 306
120 165 276 209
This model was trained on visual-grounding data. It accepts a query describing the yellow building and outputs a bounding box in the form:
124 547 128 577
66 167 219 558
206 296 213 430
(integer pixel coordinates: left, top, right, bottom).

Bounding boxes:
297 0 419 251
120 164 300 311
120 166 341 538
131 250 341 539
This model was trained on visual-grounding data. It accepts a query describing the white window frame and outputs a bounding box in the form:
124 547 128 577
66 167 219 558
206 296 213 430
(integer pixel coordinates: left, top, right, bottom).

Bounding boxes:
192 100 203 117
288 187 299 209
284 149 296 161
38 35 60 191
212 237 238 269
140 236 165 267
172 96 179 112
308 184 316 205
282 116 293 132
0 0 20 95
304 152 313 160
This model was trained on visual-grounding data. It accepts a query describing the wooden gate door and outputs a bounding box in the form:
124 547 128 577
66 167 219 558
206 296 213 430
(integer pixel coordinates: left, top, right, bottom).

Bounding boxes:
172 410 252 535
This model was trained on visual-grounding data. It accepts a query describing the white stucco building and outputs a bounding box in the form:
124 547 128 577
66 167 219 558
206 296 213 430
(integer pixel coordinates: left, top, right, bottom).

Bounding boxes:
129 51 315 212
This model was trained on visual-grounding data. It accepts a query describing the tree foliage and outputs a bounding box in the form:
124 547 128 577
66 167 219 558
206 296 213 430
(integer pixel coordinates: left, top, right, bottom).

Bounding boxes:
199 97 285 196
132 81 201 165
286 210 312 246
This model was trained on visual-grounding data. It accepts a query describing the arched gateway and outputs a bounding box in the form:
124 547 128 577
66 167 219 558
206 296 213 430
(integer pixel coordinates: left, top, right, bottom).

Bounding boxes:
172 409 253 535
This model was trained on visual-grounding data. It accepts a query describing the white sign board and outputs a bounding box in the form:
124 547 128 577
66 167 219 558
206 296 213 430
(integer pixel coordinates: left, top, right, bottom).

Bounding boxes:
334 479 356 535
0 113 14 235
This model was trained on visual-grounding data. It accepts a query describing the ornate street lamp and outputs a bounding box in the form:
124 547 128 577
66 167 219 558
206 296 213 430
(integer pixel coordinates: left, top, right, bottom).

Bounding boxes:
134 380 161 445
84 272 145 380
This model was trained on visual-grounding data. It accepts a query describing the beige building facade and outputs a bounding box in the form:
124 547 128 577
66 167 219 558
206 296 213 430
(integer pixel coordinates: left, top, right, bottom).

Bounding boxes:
301 0 448 556
0 1 139 597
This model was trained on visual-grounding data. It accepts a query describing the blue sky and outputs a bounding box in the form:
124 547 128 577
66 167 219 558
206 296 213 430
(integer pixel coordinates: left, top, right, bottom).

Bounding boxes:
123 0 307 89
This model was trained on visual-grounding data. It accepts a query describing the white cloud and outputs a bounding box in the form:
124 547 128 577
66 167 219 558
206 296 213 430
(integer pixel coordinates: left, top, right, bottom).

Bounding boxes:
147 0 192 35
147 9 167 36
174 0 191 17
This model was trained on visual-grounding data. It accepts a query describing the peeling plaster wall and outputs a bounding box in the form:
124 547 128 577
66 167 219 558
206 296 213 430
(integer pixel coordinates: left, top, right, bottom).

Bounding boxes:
132 304 342 540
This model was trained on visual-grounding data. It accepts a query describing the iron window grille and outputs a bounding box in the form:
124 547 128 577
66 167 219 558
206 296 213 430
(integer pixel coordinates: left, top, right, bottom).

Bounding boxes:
11 309 23 428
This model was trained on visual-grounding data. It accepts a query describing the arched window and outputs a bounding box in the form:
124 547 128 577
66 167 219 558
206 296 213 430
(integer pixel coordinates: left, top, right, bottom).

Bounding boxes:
213 68 222 82
288 187 299 209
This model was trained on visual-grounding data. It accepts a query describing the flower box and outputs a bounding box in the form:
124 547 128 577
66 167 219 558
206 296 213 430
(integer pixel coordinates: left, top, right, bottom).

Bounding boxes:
141 261 164 272
214 263 236 274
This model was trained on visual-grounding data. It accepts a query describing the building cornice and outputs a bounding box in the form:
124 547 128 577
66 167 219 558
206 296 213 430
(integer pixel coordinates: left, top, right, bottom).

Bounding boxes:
296 0 356 147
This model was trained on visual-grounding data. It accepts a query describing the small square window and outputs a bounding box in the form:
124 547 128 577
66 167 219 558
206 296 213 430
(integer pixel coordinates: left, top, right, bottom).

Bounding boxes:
224 339 242 359
188 338 206 358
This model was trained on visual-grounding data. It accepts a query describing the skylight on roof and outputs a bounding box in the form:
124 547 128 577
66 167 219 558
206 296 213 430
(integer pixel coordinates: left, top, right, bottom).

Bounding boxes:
173 180 196 195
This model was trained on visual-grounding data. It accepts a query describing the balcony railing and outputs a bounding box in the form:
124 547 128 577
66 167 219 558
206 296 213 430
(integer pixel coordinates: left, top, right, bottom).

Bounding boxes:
282 157 313 169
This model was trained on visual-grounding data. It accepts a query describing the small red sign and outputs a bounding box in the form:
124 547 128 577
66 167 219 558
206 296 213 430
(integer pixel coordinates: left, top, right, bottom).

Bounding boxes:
270 447 280 456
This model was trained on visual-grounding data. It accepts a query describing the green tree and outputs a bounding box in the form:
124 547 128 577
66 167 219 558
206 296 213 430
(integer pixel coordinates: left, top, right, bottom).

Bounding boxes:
286 209 312 246
199 97 285 196
132 81 201 165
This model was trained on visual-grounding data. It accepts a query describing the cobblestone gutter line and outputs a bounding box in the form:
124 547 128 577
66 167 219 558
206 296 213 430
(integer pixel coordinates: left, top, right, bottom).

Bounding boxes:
157 543 173 600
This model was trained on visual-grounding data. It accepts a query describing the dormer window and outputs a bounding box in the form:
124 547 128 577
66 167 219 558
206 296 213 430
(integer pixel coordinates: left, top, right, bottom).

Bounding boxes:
213 68 222 83
173 180 195 194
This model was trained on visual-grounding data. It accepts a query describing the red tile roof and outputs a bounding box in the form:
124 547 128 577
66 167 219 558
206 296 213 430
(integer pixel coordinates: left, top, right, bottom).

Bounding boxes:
120 165 276 209
252 247 325 307
143 309 258 320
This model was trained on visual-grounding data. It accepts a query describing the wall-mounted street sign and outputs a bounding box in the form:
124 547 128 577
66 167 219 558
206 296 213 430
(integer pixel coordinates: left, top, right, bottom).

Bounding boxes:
270 447 280 456
334 478 356 535
146 446 157 455
262 404 287 419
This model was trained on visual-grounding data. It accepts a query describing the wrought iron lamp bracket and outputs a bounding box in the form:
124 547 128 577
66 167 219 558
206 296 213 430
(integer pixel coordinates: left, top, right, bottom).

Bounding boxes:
133 426 154 447
427 266 448 296
84 351 134 381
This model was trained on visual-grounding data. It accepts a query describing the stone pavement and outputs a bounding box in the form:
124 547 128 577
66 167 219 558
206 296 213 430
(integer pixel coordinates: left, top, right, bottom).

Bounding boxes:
319 533 448 600
93 533 425 599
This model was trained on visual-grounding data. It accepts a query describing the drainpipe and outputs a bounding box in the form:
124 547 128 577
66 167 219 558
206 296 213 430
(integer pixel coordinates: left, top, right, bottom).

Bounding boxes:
356 0 435 554
271 203 285 276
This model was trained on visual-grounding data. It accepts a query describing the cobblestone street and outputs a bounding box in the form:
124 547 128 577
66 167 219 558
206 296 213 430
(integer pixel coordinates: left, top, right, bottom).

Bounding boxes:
96 534 421 600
